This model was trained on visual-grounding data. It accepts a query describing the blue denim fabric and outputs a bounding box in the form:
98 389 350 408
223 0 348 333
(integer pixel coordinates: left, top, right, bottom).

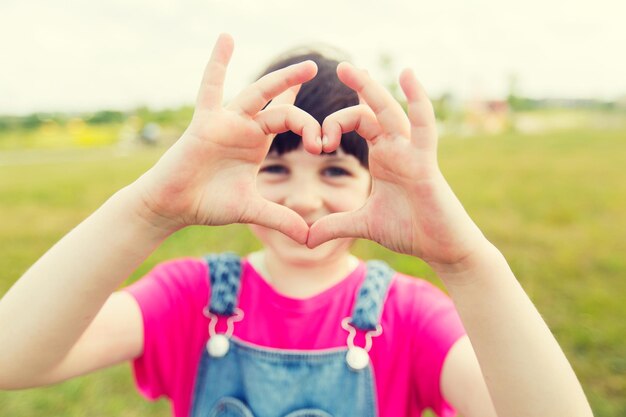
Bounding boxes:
205 253 242 315
350 261 393 331
191 339 376 417
191 254 395 417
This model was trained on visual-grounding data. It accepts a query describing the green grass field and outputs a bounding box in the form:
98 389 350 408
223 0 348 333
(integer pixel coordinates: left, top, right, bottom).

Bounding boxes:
1 127 625 416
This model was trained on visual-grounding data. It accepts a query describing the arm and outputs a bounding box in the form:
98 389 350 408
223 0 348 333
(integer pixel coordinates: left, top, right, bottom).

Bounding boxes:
0 33 321 389
0 187 166 389
438 243 591 416
308 63 593 416
441 336 497 417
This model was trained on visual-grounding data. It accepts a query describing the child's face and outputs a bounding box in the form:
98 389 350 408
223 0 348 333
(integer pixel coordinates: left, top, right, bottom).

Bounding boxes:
249 146 371 265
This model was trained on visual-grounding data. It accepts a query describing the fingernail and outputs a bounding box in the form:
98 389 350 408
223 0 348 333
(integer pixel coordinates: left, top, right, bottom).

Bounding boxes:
322 135 329 149
316 136 322 149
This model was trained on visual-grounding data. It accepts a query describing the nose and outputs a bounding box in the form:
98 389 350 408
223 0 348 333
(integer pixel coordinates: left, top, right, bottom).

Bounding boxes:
283 179 324 221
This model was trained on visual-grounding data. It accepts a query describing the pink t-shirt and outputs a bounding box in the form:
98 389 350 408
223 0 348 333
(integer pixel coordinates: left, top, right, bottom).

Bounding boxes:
124 256 466 417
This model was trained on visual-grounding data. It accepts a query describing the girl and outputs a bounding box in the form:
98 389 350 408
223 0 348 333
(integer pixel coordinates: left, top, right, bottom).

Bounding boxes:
0 33 592 417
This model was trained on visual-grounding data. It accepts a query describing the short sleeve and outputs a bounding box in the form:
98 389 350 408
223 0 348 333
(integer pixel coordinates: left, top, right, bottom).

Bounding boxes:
123 257 209 402
409 278 466 416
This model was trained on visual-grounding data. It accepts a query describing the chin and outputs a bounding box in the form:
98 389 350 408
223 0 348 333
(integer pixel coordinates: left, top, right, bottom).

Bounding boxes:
249 224 353 265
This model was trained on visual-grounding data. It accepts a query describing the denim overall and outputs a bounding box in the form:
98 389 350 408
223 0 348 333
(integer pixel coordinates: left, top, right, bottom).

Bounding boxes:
190 253 394 417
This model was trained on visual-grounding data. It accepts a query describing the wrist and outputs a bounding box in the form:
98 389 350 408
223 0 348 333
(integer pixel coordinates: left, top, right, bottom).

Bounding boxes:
115 182 183 239
429 240 508 287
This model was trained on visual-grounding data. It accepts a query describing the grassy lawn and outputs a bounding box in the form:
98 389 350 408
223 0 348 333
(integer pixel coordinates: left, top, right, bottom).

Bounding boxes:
0 127 625 416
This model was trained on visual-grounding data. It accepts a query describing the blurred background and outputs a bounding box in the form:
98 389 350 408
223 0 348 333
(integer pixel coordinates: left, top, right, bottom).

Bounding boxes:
1 0 625 416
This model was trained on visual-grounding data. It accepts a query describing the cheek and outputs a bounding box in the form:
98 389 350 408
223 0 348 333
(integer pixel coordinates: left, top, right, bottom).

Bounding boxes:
341 176 372 211
326 182 370 212
256 179 285 203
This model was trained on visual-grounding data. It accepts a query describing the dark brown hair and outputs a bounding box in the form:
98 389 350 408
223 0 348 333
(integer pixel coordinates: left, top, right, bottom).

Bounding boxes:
258 48 369 168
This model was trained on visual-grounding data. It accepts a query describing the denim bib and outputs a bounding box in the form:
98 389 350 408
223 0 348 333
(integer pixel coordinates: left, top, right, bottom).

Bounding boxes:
190 253 394 417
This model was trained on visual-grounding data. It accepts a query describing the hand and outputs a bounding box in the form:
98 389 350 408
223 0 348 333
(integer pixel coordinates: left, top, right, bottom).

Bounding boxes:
307 63 489 269
134 34 322 243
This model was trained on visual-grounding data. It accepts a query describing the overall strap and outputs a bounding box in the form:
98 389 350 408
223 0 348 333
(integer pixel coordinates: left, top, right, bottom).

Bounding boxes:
203 252 242 316
350 260 395 331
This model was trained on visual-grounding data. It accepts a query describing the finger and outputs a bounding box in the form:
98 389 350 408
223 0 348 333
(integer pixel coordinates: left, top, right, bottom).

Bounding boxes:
262 85 303 142
254 104 322 154
228 61 317 117
243 196 309 244
195 33 235 110
336 62 409 136
398 68 438 151
321 105 381 152
307 210 369 249
266 84 301 108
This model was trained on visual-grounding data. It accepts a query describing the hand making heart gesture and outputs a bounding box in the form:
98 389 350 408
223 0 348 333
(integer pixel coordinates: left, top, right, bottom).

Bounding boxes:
307 63 489 269
135 34 322 244
135 33 489 269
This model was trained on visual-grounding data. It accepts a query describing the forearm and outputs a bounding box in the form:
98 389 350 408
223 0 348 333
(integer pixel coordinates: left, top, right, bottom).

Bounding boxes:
0 184 173 384
434 242 593 417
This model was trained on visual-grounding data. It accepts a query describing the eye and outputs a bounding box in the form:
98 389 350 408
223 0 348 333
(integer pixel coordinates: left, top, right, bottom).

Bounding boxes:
259 164 289 175
322 166 351 177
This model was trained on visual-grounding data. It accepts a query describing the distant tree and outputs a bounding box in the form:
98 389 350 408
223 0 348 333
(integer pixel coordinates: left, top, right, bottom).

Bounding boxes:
0 116 17 132
21 114 43 130
133 105 194 129
86 110 126 125
432 92 453 122
507 74 540 111
378 52 402 104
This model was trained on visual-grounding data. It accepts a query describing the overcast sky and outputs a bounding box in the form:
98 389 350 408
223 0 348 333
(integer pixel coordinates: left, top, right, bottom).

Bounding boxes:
1 0 625 114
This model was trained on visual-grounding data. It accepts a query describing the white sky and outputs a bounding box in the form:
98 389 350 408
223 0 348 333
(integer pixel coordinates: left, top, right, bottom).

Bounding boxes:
1 0 625 114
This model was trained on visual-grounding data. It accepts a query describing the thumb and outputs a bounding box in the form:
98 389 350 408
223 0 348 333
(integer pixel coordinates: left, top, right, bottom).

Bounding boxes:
243 196 309 244
307 210 369 248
